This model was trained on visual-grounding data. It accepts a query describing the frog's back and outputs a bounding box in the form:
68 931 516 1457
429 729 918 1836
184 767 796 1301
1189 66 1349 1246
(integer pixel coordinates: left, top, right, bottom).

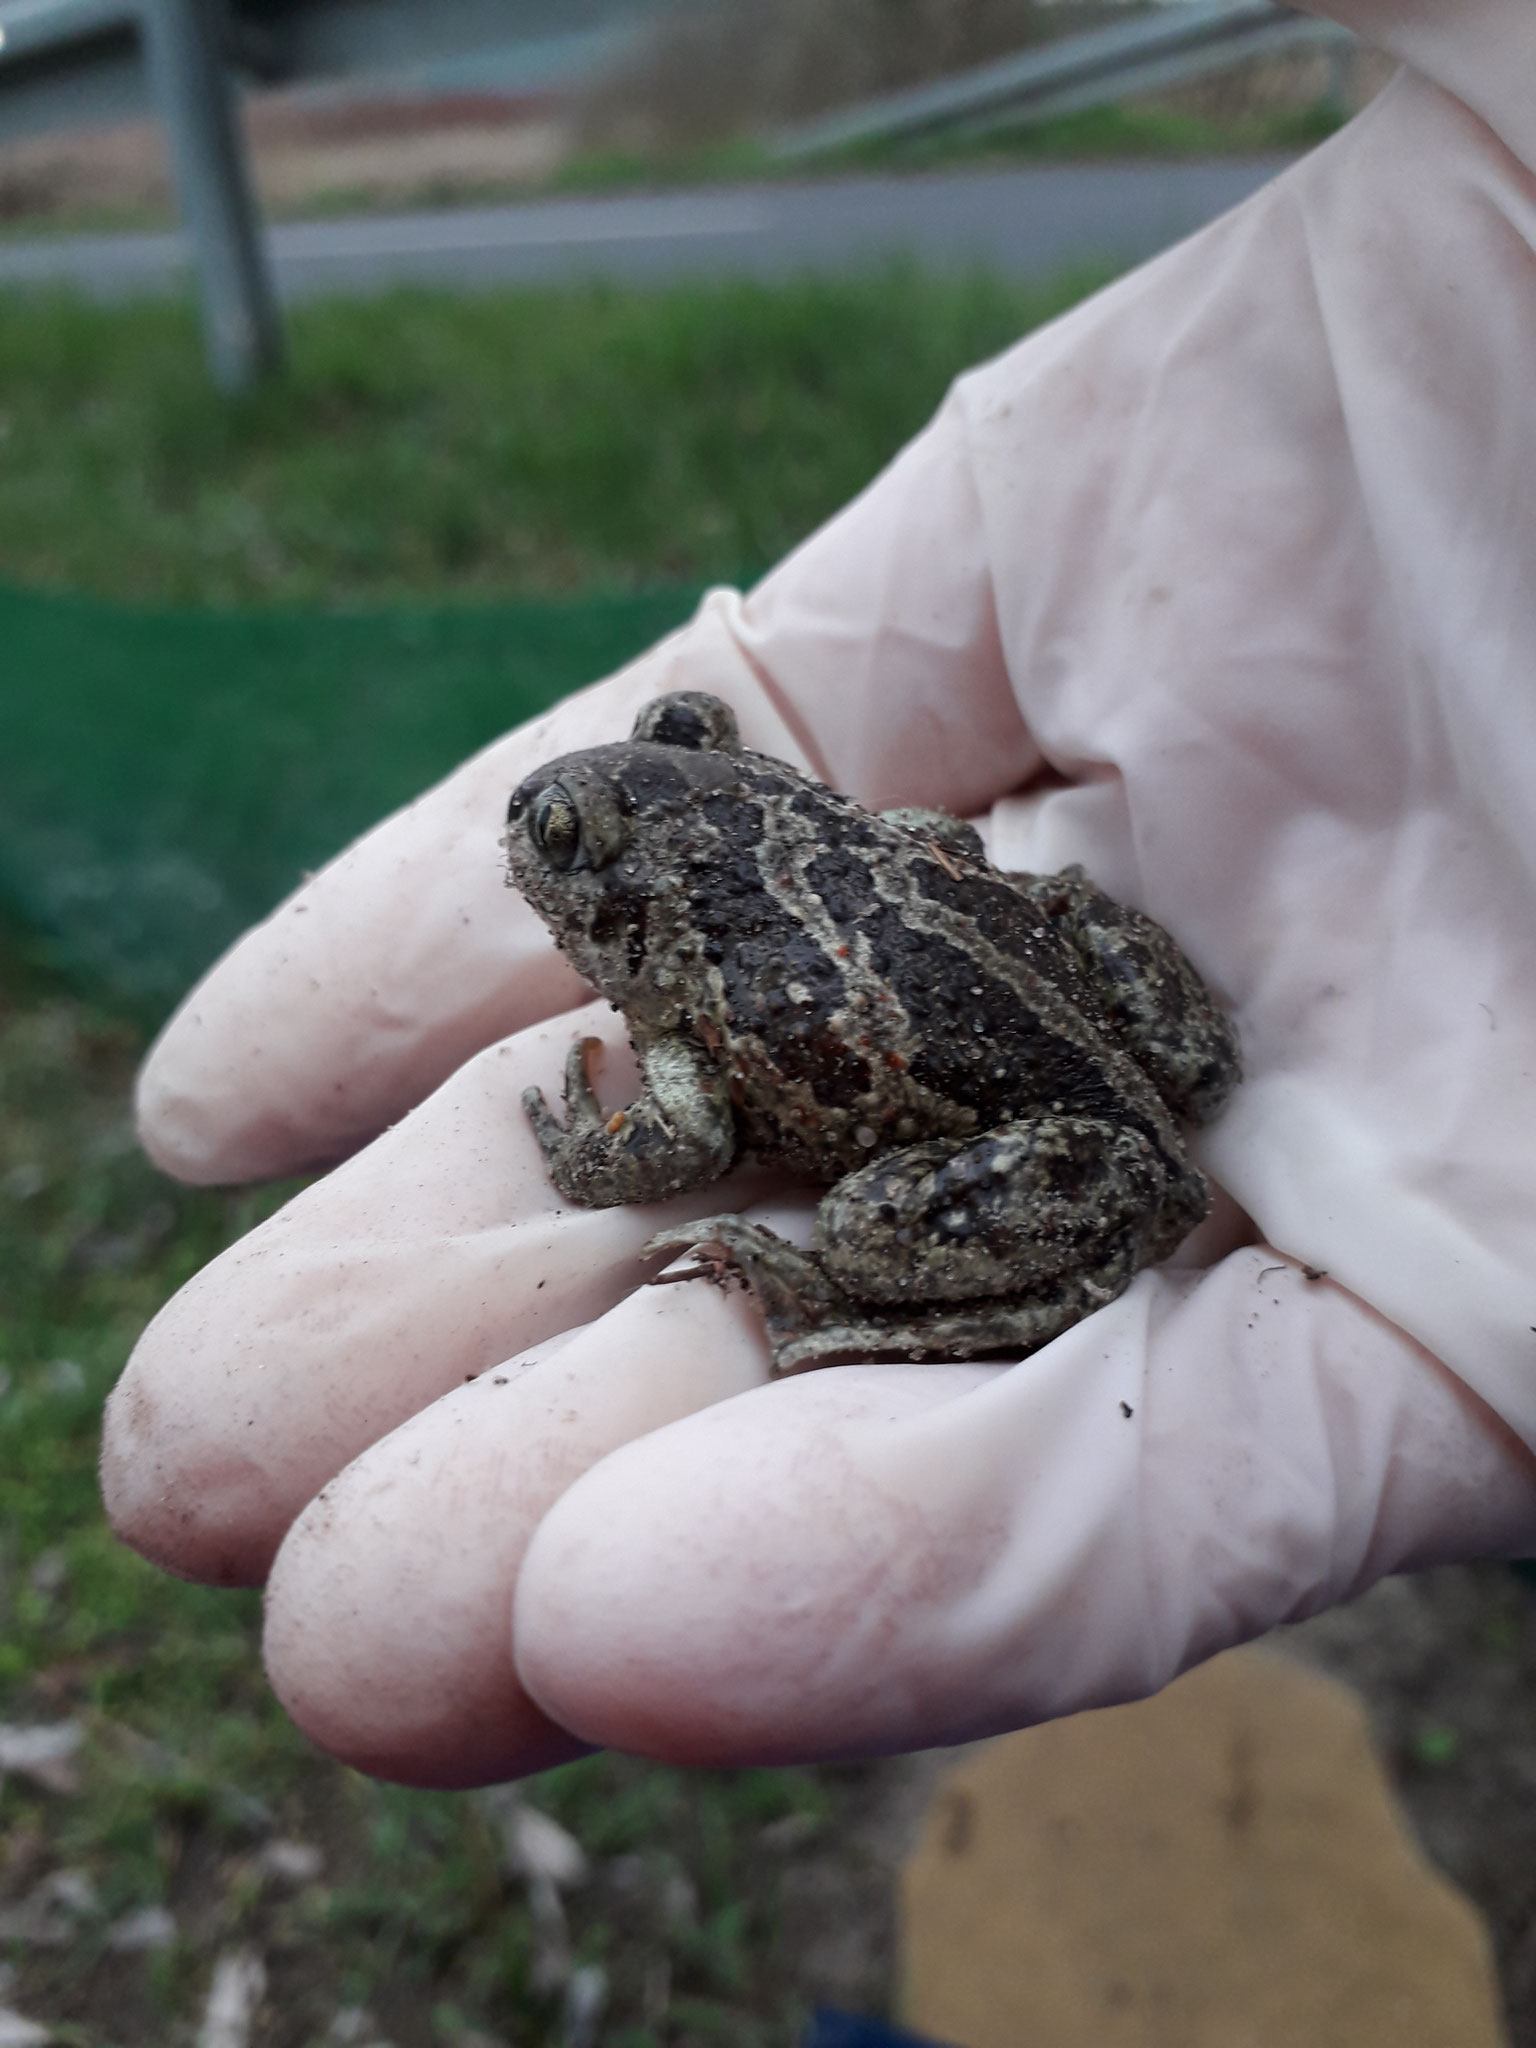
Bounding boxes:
681 756 1160 1179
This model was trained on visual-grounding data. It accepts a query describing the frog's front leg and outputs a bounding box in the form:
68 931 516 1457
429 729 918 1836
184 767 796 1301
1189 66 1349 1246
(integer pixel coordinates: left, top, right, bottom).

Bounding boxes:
647 1115 1200 1373
524 1032 736 1208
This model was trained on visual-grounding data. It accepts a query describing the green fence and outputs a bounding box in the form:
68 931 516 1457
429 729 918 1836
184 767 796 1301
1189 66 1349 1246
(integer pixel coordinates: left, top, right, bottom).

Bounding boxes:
0 579 699 1018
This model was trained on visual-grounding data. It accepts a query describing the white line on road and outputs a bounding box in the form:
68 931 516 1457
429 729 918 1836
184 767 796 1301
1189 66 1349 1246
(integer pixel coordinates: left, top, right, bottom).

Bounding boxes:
275 197 775 262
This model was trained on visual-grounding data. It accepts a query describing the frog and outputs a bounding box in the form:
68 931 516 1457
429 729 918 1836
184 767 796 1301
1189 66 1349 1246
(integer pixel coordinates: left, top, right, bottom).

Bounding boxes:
503 690 1240 1375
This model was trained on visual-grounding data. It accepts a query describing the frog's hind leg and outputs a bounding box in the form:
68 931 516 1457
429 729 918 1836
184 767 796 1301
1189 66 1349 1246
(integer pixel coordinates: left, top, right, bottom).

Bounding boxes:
1016 866 1240 1126
770 1248 1145 1375
644 1115 1202 1373
815 1118 1180 1307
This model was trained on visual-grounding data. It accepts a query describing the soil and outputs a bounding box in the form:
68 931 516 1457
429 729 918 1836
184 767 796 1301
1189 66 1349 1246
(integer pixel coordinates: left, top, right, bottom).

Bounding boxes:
812 1564 1536 2044
0 91 570 229
1281 1564 1536 2043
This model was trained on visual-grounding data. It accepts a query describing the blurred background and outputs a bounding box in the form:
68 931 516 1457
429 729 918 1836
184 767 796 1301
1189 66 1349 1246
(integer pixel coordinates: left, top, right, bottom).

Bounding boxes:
0 5 1533 2045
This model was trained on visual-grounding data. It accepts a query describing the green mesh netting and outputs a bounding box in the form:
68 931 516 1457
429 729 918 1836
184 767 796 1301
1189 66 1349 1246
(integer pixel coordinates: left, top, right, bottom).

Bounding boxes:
0 579 700 1019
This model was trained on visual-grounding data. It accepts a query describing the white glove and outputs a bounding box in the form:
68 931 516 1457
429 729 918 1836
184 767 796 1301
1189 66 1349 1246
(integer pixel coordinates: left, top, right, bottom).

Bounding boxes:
103 6 1536 1787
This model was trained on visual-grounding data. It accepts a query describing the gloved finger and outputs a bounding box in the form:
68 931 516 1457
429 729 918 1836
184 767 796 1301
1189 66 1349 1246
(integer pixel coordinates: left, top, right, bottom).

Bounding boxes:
134 622 820 1187
511 1245 1536 1766
260 1278 774 1789
102 998 782 1588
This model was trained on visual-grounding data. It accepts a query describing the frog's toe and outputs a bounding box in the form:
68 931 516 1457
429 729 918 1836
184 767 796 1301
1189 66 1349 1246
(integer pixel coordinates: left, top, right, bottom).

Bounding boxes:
644 1214 777 1263
642 1215 825 1300
642 1216 852 1369
561 1036 606 1124
521 1083 565 1153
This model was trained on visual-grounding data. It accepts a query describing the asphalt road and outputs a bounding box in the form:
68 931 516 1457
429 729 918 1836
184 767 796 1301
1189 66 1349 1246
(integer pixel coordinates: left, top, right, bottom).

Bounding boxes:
0 158 1293 300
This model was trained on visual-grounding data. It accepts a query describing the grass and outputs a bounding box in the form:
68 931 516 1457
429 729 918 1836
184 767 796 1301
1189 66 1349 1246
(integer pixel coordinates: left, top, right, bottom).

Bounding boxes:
397 98 1347 207
0 269 1110 1014
0 267 1109 609
797 97 1348 173
555 98 1346 194
1 269 1103 2041
0 579 703 1012
0 926 886 2044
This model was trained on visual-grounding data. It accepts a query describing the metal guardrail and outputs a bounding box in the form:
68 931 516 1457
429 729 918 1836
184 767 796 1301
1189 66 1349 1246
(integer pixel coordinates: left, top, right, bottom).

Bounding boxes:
0 0 136 61
0 0 1358 379
0 0 281 387
0 0 658 385
772 1 1355 161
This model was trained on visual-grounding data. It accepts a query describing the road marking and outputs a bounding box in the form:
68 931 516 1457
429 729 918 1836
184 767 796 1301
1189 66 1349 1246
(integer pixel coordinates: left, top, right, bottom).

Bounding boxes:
277 197 775 262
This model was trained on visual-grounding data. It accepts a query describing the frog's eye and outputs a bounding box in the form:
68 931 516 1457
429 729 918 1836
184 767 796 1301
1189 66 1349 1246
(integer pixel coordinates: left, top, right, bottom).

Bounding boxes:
631 691 739 754
530 783 582 871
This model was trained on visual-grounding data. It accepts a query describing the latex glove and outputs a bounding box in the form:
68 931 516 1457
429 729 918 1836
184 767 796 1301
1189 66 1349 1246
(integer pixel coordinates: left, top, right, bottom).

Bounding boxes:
103 22 1536 1786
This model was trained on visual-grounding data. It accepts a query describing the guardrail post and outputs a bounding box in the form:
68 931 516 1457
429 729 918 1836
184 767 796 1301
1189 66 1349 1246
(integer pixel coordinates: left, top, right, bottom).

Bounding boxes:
137 0 283 389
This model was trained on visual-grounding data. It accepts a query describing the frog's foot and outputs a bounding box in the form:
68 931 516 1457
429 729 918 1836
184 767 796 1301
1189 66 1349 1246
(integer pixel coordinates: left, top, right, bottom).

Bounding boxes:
643 1215 853 1371
765 1265 1131 1375
524 1034 736 1209
644 1216 1142 1375
523 1036 606 1156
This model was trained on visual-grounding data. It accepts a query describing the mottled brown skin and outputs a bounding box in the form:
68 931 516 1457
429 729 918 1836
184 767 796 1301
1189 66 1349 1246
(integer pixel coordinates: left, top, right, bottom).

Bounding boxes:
504 692 1240 1373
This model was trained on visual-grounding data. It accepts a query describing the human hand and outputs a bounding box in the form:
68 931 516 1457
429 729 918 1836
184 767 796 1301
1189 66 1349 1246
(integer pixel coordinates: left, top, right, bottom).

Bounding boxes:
103 47 1536 1785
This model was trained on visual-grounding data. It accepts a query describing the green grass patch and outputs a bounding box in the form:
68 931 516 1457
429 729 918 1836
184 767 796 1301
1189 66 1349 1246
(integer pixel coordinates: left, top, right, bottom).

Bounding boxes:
0 579 701 1013
0 267 1106 608
0 958 883 2044
564 98 1344 190
0 268 1110 1015
803 97 1346 175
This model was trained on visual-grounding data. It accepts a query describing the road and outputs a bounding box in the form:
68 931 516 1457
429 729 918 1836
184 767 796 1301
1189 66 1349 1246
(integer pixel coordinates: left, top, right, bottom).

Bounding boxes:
0 158 1292 300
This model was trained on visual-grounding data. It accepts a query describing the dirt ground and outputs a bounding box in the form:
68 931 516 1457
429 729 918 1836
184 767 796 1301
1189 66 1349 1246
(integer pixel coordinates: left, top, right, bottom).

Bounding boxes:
0 91 570 228
1282 1564 1536 2042
808 1564 1536 2043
